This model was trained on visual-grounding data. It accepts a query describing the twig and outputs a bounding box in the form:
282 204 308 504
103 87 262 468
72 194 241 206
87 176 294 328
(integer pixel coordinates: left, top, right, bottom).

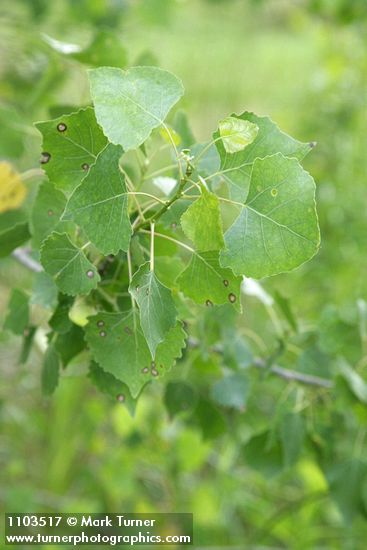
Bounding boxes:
134 174 188 232
188 337 333 389
12 248 42 272
254 358 334 389
20 168 45 181
11 248 333 391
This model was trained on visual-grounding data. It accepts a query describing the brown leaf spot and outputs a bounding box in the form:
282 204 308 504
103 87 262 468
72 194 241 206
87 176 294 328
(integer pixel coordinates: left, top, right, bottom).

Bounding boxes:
205 299 213 307
82 163 89 171
228 293 236 303
40 152 51 164
57 122 67 132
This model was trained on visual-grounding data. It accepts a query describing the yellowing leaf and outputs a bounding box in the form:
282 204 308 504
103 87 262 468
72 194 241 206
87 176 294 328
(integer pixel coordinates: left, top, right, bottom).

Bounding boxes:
218 116 258 154
0 162 27 213
159 125 181 146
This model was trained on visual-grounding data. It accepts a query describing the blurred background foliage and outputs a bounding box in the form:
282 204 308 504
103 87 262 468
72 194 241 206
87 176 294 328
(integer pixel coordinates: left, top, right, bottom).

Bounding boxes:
1 1 367 548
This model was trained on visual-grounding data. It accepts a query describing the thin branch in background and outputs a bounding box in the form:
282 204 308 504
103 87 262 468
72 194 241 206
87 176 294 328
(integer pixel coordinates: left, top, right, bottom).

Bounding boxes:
11 248 333 389
12 248 42 273
255 359 334 389
188 337 333 389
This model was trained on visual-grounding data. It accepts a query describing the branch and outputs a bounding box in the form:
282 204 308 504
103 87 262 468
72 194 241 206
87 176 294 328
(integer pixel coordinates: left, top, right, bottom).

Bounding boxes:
11 250 333 390
253 358 333 389
12 248 42 273
188 337 333 389
134 174 188 232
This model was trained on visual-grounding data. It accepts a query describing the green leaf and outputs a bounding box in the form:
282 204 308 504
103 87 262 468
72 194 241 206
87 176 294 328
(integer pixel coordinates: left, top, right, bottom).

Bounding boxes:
0 209 27 232
49 294 74 333
177 250 241 309
218 116 259 154
85 311 186 397
318 305 361 362
211 373 249 410
215 112 313 198
337 359 367 404
4 289 29 335
164 381 198 418
327 460 367 521
54 324 86 367
297 345 332 378
0 104 25 158
222 333 254 370
71 30 128 68
155 256 185 290
42 344 60 395
192 398 227 440
173 109 195 149
243 430 284 477
40 232 100 296
129 262 177 357
190 142 220 182
19 326 37 365
274 289 298 332
279 412 305 467
63 144 132 255
220 153 320 278
180 186 224 251
88 361 136 415
30 180 68 247
35 107 108 193
31 271 58 310
89 66 184 150
0 210 30 258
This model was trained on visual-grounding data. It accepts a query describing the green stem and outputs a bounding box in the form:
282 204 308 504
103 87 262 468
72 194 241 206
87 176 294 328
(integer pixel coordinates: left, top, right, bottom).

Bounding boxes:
140 229 194 254
120 166 145 222
162 123 183 181
127 191 166 205
134 174 188 233
127 248 136 312
20 168 45 181
143 164 178 180
150 222 155 271
81 241 91 251
191 135 222 168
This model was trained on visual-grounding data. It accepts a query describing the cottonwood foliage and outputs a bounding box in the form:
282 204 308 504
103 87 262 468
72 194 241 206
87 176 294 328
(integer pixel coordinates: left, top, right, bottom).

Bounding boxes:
4 66 320 403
